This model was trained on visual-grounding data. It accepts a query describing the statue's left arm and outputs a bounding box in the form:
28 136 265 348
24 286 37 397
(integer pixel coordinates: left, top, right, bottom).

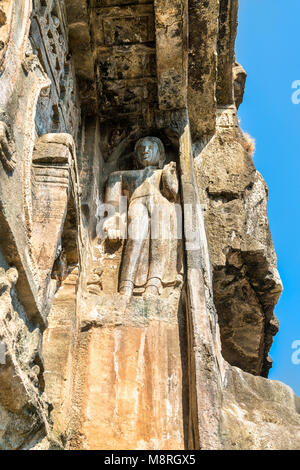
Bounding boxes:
161 162 179 202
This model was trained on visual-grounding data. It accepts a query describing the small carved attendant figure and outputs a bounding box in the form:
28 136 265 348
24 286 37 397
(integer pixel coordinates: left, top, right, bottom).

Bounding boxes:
0 267 18 319
103 137 182 296
0 122 16 172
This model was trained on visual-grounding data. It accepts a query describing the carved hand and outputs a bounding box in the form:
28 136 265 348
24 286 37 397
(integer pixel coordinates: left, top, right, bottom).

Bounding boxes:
103 214 122 241
161 161 179 201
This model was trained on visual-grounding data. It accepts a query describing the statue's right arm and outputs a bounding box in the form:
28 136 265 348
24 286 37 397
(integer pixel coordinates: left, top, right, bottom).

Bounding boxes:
103 172 124 241
105 172 122 207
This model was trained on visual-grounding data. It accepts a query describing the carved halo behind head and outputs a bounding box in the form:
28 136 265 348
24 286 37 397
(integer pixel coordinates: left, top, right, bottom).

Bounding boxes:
134 136 166 169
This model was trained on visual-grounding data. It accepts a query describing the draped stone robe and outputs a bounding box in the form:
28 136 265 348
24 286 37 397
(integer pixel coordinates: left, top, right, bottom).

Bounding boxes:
105 162 183 294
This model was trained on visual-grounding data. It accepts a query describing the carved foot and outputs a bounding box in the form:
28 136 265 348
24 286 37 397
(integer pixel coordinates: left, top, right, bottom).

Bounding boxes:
119 281 134 297
145 285 160 296
145 278 162 296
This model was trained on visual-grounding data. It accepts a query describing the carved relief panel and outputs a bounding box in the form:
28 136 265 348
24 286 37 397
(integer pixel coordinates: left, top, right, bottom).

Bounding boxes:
30 0 79 136
31 133 79 303
90 1 157 125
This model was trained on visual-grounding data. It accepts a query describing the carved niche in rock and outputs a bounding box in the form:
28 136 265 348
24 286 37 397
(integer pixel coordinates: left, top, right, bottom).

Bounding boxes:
102 137 183 297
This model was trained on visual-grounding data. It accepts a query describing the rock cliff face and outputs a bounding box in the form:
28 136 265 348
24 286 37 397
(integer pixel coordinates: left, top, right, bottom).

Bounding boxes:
0 0 298 450
195 109 282 378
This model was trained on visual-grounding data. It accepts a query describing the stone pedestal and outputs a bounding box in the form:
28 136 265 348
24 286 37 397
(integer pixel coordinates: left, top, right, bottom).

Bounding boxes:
70 292 188 450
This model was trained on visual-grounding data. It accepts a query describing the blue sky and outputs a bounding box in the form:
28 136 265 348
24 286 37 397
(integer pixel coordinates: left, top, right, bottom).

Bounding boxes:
236 0 300 394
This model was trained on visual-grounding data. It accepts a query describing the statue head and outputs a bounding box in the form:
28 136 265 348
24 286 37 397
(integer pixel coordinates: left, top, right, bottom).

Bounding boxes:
135 137 166 169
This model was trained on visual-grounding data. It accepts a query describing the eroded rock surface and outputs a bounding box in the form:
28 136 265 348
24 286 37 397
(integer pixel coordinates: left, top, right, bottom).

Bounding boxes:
221 367 300 450
195 107 282 377
0 266 50 449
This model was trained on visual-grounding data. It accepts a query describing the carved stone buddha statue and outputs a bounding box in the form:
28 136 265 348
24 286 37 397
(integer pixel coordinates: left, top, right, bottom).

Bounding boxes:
103 136 183 296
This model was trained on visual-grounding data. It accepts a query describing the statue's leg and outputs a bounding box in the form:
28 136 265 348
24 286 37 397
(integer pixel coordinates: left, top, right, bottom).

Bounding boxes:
146 201 171 295
119 200 149 296
145 240 168 295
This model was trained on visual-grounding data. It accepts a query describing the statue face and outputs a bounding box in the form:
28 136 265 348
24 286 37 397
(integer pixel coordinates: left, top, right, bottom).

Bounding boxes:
135 137 162 168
